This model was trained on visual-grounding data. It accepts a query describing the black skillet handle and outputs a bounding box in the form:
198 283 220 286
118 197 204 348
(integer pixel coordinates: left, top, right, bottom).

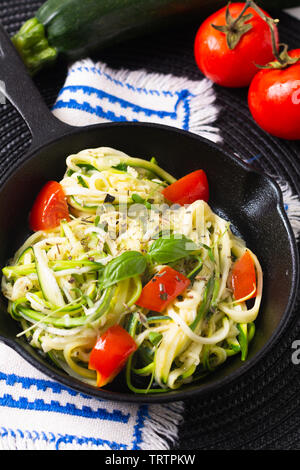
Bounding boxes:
0 23 73 152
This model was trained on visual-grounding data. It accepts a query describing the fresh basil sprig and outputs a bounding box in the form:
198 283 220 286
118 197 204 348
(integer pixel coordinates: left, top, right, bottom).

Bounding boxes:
146 234 216 265
98 234 215 289
147 234 198 265
99 251 147 289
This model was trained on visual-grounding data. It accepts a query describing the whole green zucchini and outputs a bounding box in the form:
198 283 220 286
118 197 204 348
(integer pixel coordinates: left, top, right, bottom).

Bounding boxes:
12 0 299 75
12 0 209 75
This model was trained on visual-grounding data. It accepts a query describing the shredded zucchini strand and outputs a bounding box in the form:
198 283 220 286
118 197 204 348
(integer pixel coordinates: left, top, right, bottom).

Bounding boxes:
1 147 263 393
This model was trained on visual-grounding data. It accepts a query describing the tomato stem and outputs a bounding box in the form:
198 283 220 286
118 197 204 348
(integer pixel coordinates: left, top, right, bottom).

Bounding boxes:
211 0 279 52
245 1 281 63
211 1 254 50
213 1 299 69
229 1 252 29
245 1 299 69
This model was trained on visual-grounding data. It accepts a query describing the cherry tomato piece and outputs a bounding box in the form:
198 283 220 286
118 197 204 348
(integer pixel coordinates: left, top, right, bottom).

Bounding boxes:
29 181 70 231
230 251 257 301
136 266 191 313
88 325 137 387
162 170 209 205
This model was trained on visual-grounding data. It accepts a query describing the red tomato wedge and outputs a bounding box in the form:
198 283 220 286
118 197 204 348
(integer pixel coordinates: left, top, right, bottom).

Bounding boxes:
29 181 70 231
136 266 190 313
88 325 137 388
230 251 257 301
162 170 209 205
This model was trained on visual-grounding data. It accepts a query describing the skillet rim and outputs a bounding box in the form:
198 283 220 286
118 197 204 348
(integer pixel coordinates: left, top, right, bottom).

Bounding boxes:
0 121 298 404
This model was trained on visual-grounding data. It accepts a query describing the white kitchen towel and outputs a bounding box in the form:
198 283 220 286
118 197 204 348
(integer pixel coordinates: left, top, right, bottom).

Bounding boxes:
52 59 221 142
0 58 299 451
0 342 184 450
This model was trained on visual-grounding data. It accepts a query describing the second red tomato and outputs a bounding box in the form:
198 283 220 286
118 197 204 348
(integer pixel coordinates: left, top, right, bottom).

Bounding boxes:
248 49 300 140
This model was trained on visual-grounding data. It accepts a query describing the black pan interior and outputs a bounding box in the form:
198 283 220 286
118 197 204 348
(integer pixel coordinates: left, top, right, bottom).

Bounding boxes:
0 122 297 403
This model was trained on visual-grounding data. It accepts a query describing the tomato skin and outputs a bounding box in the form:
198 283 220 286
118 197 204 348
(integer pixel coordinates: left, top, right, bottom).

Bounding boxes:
88 325 137 387
162 170 209 205
29 181 70 231
194 3 278 88
230 251 257 301
136 266 190 313
248 49 300 140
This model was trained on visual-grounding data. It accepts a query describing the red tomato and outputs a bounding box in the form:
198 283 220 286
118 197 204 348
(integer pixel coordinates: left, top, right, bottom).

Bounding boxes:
194 2 278 88
162 170 209 205
230 251 257 301
136 266 190 313
29 181 70 231
88 325 137 387
248 49 300 140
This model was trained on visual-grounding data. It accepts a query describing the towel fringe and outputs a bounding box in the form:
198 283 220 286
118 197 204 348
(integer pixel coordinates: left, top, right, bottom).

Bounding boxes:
277 178 300 241
140 401 185 450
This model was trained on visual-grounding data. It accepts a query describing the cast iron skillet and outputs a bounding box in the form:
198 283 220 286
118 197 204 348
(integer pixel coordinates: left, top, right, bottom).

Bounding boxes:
0 24 298 404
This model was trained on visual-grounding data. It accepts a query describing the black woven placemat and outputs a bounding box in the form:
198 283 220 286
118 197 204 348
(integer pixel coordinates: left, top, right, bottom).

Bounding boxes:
0 0 300 450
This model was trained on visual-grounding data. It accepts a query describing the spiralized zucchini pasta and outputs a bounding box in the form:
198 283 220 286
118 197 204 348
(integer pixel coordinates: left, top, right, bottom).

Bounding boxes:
1 147 263 393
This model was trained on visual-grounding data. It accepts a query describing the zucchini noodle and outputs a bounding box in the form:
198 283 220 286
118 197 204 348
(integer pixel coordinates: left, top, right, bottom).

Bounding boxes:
60 147 174 215
1 147 263 392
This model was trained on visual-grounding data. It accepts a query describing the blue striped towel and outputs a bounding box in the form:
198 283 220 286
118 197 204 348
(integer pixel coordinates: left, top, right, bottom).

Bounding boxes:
52 59 221 142
1 58 299 451
0 342 184 450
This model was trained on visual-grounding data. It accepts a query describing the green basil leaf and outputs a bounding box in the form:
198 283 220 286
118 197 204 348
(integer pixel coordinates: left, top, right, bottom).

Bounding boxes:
147 234 197 264
100 251 147 289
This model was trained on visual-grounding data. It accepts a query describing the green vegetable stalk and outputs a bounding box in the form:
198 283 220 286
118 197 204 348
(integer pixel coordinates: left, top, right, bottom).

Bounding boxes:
11 0 205 75
12 18 57 75
12 0 296 76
